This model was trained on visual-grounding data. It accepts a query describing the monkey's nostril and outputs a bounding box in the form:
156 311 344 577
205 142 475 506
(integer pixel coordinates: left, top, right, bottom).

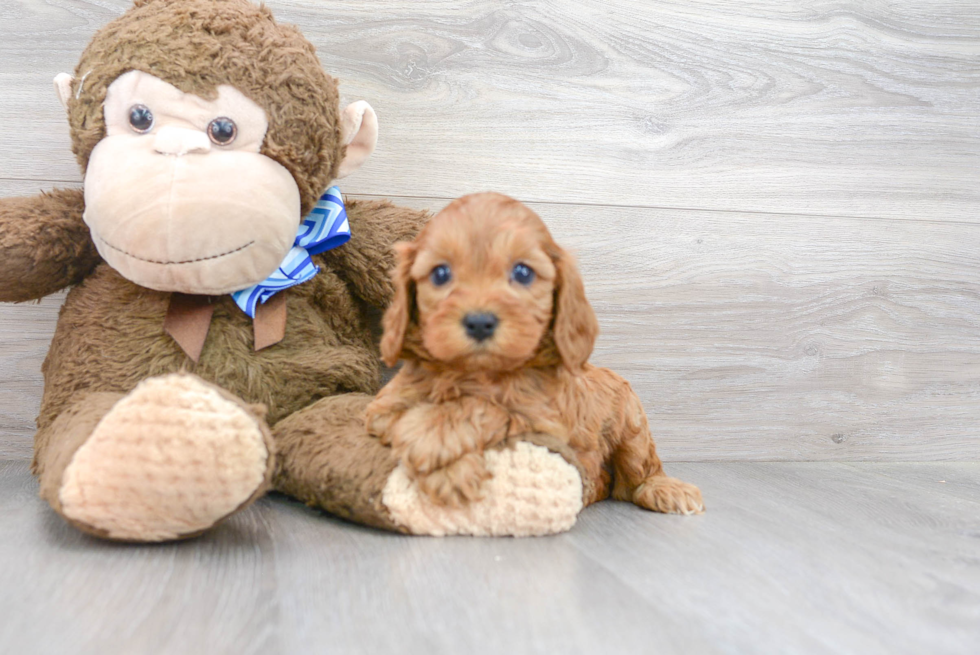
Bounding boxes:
153 126 212 156
462 312 499 342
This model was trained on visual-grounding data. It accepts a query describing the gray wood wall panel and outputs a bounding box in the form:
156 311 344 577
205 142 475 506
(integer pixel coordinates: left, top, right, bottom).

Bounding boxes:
3 188 980 461
2 4 978 652
1 0 978 220
2 1 980 462
380 196 980 461
0 295 60 460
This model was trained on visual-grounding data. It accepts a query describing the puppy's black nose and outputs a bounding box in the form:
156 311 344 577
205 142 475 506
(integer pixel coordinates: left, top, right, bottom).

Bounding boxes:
463 312 499 342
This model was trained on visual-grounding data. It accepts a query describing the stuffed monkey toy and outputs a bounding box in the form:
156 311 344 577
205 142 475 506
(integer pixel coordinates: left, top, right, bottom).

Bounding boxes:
1 0 588 541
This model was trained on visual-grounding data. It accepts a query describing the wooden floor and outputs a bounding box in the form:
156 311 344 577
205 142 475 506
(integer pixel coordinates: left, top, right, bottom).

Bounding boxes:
2 1 979 654
1 460 978 655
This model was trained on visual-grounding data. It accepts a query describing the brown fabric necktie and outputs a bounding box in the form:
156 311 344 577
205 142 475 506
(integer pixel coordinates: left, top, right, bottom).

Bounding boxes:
163 293 215 363
253 293 287 351
164 293 287 363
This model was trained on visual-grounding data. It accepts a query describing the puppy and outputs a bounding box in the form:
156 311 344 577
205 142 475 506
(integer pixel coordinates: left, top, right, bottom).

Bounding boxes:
365 192 704 515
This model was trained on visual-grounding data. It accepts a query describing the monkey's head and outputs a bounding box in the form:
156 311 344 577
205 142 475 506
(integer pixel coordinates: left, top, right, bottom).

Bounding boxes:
55 0 377 294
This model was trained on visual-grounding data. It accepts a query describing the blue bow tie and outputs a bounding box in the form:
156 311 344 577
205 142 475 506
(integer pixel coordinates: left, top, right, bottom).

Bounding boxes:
231 186 350 318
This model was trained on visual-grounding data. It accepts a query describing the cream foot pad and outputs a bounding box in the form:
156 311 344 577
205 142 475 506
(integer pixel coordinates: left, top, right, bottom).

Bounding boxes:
59 374 270 541
382 442 584 537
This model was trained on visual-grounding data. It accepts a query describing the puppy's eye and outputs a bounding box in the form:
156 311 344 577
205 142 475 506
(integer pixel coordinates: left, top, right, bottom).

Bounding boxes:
208 117 237 145
430 264 452 286
128 104 154 133
511 263 535 285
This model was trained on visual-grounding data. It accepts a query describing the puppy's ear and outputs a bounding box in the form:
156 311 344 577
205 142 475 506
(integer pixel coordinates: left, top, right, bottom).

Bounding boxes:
381 241 418 367
552 247 598 370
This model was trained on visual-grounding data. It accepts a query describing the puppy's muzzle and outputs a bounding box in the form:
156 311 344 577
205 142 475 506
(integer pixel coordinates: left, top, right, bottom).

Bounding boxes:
462 312 499 342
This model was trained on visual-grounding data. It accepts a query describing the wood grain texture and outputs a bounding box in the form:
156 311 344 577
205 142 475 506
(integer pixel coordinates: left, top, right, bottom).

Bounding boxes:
566 462 980 655
2 1 980 461
0 295 60 460
0 181 67 459
2 190 980 461
368 196 980 461
2 4 979 653
1 0 979 220
2 460 978 655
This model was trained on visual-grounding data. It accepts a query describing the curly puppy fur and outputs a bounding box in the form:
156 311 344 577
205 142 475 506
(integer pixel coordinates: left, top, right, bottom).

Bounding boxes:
365 193 704 515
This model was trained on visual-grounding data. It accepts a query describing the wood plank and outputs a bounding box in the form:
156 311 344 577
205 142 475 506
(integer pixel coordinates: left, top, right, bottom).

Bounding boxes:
1 0 979 221
0 462 282 654
366 196 980 461
2 460 977 654
0 178 67 458
840 461 980 506
567 462 980 655
264 491 714 654
0 294 60 460
2 189 980 461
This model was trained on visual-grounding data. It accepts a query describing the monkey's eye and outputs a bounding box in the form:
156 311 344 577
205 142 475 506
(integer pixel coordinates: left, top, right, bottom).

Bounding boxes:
430 264 452 286
511 263 536 285
128 104 154 133
208 117 237 145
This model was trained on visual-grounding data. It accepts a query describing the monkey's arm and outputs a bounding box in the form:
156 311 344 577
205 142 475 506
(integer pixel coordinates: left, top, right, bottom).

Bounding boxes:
0 188 100 302
318 198 429 308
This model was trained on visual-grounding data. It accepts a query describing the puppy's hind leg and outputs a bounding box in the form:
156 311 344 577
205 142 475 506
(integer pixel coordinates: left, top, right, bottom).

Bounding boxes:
609 384 704 515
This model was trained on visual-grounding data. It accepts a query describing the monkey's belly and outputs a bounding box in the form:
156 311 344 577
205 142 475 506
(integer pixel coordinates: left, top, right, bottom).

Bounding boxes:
38 264 381 429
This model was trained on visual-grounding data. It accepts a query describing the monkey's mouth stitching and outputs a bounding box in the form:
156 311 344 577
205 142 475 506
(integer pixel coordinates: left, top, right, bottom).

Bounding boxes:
95 234 256 265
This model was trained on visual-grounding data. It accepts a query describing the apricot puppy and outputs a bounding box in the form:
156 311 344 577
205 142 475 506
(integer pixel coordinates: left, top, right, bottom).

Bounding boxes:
366 192 704 515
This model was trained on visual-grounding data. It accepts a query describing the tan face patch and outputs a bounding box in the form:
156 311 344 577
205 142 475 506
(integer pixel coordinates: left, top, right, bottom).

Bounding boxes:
83 71 301 295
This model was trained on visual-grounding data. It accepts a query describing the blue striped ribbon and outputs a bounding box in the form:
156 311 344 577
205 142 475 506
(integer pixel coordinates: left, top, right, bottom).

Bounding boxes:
231 186 350 318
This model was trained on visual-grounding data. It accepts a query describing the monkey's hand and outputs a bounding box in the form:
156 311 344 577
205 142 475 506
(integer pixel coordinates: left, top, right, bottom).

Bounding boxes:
0 188 100 302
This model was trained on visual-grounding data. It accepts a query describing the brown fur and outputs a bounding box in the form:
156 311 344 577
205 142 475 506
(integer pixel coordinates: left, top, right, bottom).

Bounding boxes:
0 0 431 538
272 393 407 533
67 0 342 214
0 189 100 303
366 193 704 514
30 198 426 468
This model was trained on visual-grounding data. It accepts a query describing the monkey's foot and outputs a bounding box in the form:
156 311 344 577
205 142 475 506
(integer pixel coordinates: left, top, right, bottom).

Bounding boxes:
58 374 272 541
382 442 584 537
633 475 705 515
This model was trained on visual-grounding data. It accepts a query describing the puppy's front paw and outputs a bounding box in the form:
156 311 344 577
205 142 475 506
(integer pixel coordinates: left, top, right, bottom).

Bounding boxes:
634 476 705 515
364 399 406 445
417 453 492 508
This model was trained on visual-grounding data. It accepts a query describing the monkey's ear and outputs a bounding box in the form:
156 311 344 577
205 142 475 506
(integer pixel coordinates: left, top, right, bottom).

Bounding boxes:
53 73 74 111
336 101 378 179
